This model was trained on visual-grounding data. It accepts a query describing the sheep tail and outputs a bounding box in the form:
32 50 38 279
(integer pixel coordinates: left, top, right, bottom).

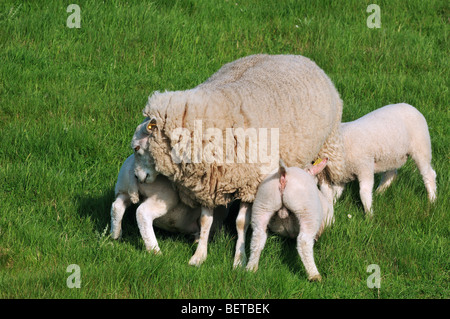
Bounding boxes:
279 159 287 193
277 159 289 219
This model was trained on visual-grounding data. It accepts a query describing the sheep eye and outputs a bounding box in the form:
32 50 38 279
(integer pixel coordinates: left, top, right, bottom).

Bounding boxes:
134 146 140 152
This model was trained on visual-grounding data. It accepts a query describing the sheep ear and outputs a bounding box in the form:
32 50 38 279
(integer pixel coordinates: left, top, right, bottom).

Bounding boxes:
307 157 328 176
146 117 157 134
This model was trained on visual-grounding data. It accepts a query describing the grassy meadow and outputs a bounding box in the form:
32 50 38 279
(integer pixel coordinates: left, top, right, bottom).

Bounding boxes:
0 0 448 299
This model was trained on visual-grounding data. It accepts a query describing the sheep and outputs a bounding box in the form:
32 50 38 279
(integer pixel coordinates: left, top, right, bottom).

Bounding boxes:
324 103 437 215
140 54 345 266
110 152 227 257
245 158 334 282
125 119 228 265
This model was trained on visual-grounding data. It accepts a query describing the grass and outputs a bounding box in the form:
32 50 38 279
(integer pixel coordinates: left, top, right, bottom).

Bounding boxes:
0 0 448 299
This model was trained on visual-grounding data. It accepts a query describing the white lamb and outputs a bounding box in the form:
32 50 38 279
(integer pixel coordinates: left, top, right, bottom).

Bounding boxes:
110 153 227 255
246 158 334 282
325 103 437 215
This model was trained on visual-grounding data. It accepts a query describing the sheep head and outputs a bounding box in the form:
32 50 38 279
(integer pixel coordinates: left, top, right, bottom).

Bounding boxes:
131 117 159 184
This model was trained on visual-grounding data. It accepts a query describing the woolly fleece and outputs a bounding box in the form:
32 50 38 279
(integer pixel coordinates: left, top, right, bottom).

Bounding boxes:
143 54 345 208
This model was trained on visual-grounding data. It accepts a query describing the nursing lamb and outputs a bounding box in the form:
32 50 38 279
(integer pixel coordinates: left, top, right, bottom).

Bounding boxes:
328 103 437 215
246 158 334 281
110 154 227 256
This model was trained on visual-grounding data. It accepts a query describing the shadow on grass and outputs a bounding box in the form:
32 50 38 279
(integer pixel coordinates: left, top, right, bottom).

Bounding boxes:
75 189 234 253
279 238 305 277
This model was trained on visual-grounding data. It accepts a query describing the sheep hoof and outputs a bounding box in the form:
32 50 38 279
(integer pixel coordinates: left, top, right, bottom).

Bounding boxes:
147 247 162 255
245 263 258 272
130 195 140 204
429 194 437 203
365 211 374 219
233 256 247 269
189 254 206 267
375 186 385 194
308 274 322 282
110 229 122 240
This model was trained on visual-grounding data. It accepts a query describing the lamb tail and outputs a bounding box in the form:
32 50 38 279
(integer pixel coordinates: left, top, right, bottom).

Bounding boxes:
279 159 287 176
279 159 288 194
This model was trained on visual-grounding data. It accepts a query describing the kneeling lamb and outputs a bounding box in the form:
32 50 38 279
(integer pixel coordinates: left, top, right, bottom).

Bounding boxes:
246 158 334 282
326 103 437 215
110 154 227 255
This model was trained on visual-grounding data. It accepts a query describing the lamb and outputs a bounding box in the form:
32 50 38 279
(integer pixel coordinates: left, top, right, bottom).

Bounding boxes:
140 54 345 266
326 103 437 215
246 158 334 282
110 152 227 257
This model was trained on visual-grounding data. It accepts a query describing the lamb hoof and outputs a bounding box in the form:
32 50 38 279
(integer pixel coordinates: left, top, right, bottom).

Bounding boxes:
110 229 122 240
233 255 247 269
189 254 206 267
308 274 322 282
429 194 437 203
130 194 140 204
147 247 162 255
245 263 258 272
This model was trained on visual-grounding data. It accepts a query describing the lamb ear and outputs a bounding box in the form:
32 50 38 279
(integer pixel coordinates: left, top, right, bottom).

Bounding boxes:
307 157 328 176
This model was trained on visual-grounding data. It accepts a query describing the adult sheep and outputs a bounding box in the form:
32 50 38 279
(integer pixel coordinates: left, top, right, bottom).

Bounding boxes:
139 54 344 265
141 54 345 208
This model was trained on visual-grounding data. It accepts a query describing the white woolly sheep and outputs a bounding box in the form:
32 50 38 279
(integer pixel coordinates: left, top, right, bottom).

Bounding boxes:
110 153 227 257
245 158 334 281
324 103 437 215
141 54 345 209
140 54 345 266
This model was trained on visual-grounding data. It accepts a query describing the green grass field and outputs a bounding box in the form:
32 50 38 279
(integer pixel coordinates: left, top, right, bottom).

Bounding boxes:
0 0 448 299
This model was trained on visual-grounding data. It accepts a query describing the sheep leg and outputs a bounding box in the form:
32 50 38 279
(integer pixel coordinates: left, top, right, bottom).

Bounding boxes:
423 168 437 202
233 202 251 269
110 194 130 240
318 180 334 205
290 206 322 281
358 172 375 216
414 158 437 202
136 200 166 254
296 230 321 282
246 209 276 272
332 183 346 203
376 169 397 194
189 207 214 266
